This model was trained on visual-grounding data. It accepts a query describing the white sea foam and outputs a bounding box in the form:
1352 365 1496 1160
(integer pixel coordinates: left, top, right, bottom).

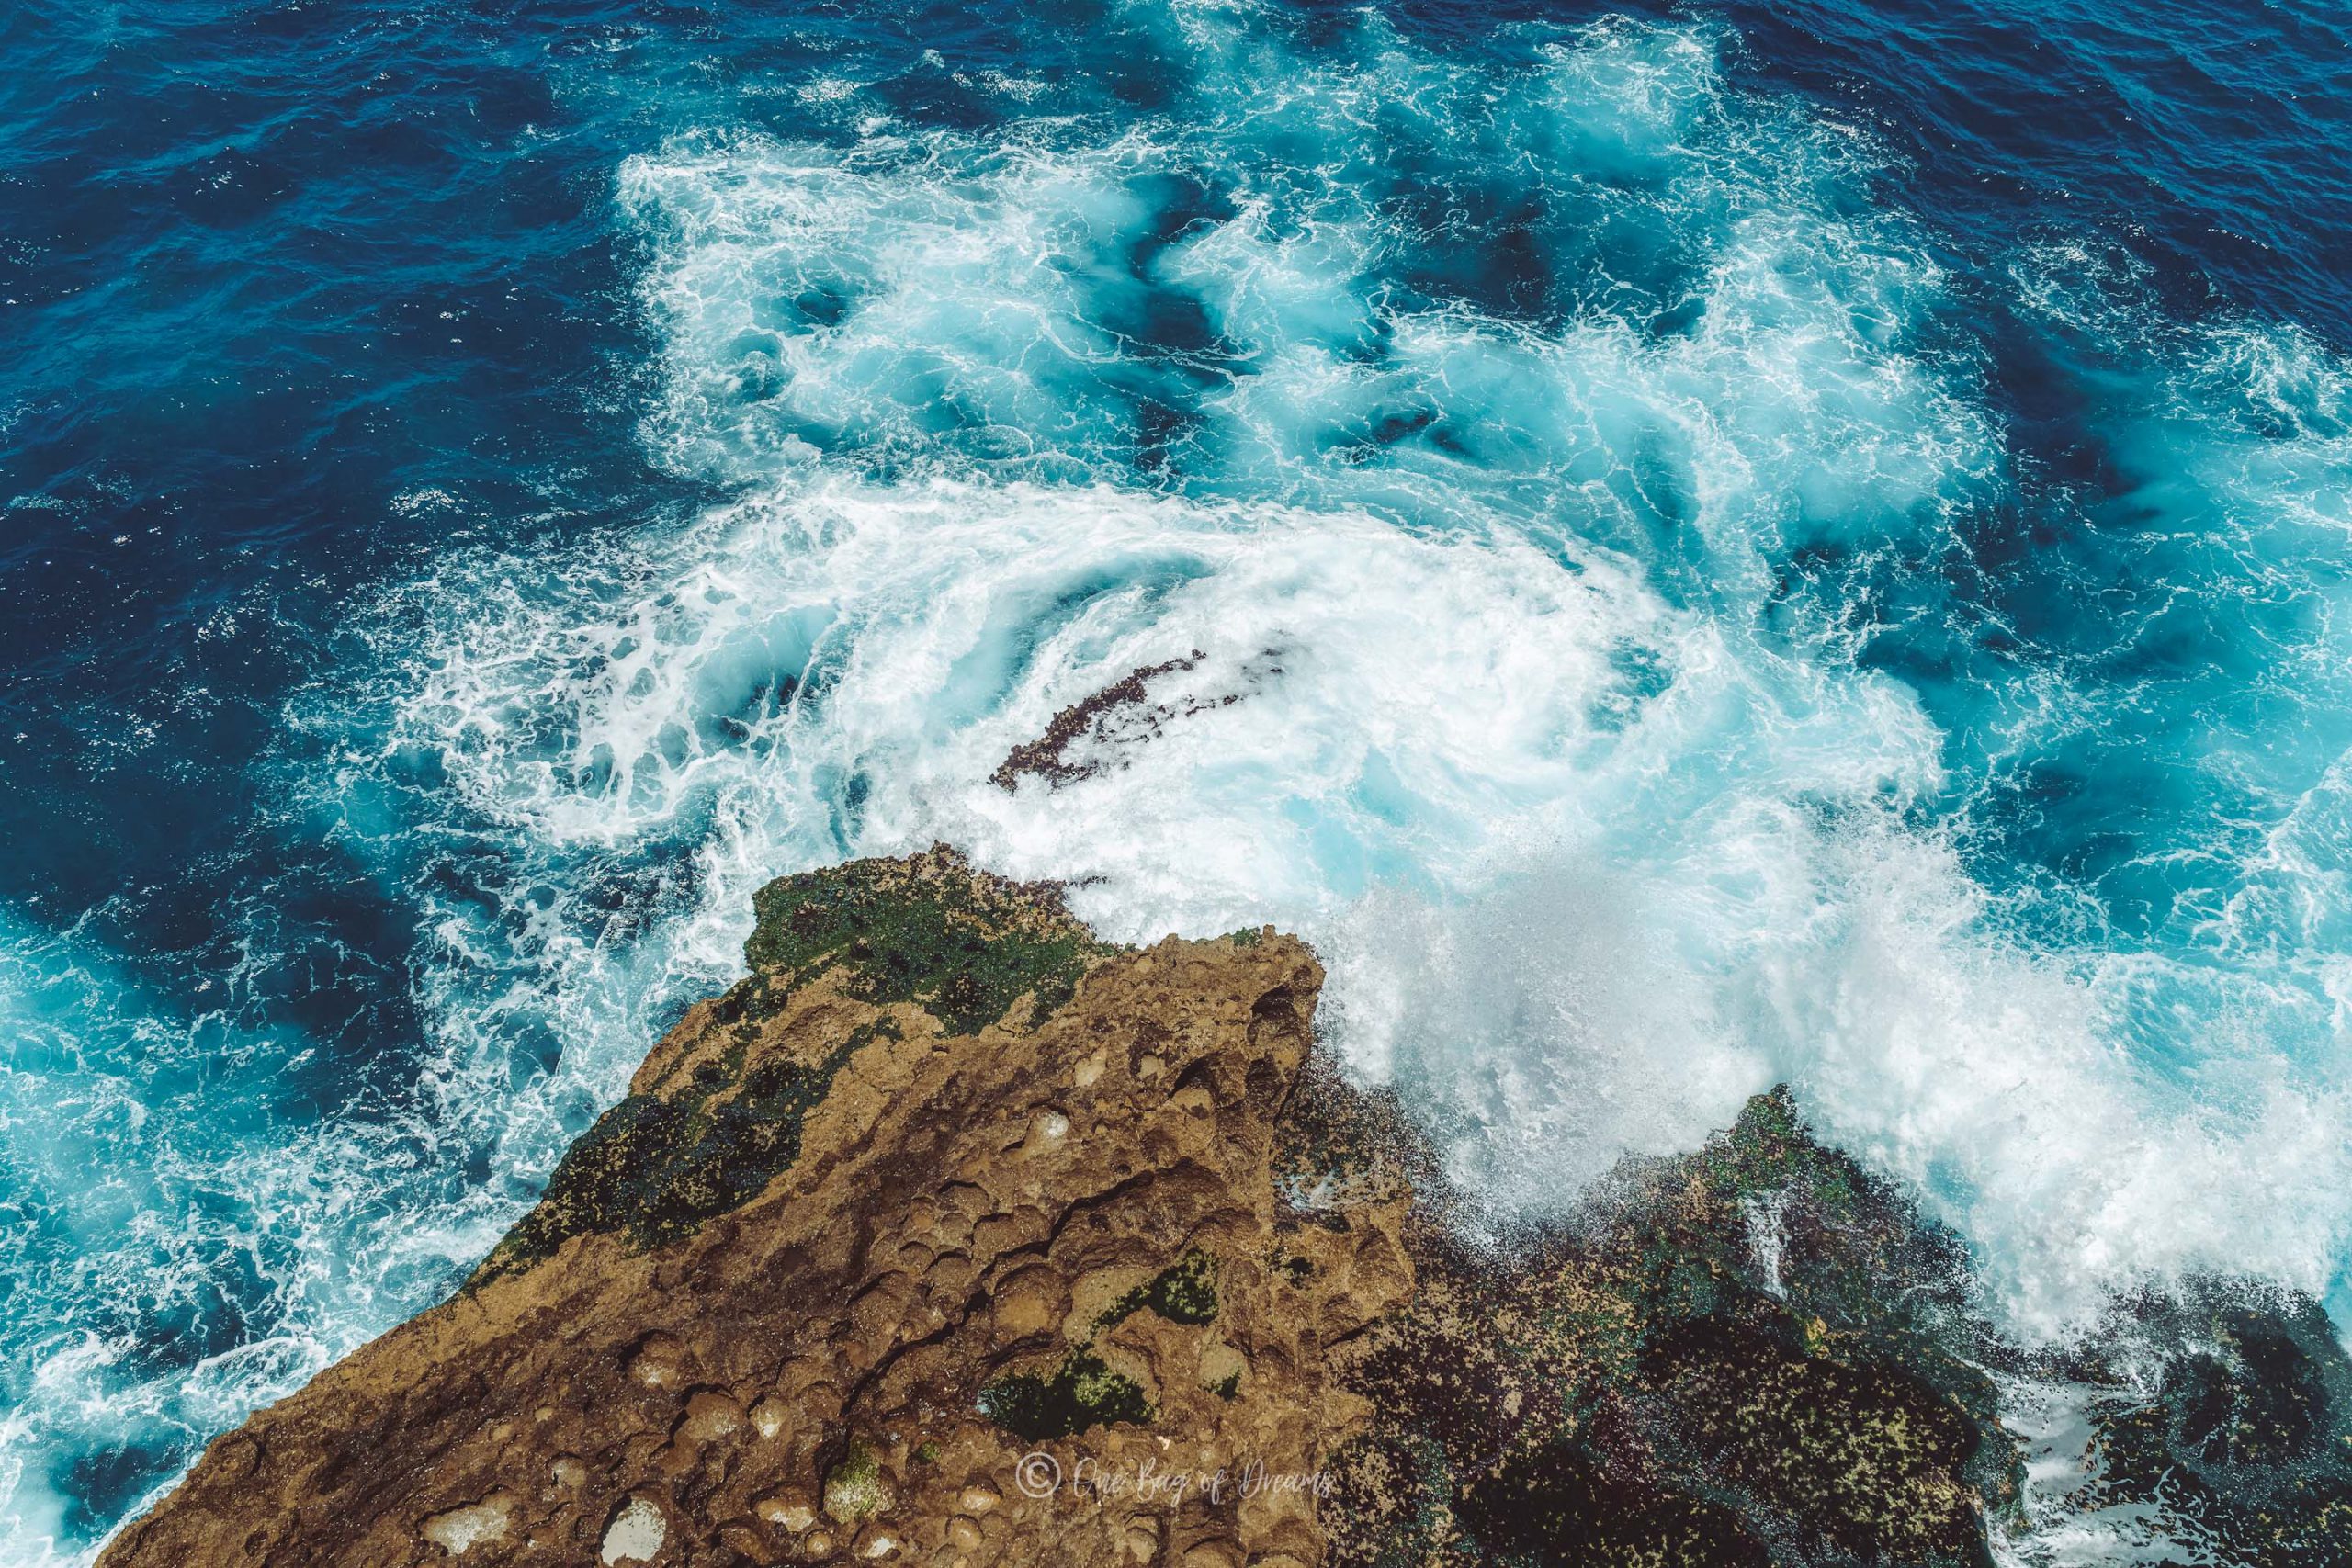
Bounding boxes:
0 925 326 1564
15 9 2352 1564
366 469 2352 1339
500 7 2352 1343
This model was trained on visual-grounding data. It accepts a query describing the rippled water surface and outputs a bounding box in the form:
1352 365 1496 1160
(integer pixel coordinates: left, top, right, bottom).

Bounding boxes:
3 0 2348 1558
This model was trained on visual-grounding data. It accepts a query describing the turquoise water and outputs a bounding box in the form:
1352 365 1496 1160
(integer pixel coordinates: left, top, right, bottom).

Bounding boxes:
3 0 2349 1558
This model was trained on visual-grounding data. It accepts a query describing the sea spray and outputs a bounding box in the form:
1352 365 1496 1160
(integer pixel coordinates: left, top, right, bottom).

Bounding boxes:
6 3 2352 1562
368 7 2352 1341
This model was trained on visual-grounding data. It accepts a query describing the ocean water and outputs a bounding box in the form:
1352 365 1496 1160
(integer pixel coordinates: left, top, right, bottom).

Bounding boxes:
2 0 2348 1559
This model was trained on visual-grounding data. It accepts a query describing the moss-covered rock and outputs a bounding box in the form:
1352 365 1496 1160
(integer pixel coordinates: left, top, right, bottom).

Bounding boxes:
1638 1310 1986 1564
2075 1285 2352 1566
978 1349 1155 1443
473 1020 888 1280
1324 1087 2011 1568
1101 1250 1219 1328
473 846 1114 1283
1460 1429 1771 1568
976 1252 1223 1444
743 843 1110 1035
822 1438 892 1525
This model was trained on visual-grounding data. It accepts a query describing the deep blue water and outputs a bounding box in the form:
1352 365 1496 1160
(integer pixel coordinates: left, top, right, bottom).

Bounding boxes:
2 1 2347 1559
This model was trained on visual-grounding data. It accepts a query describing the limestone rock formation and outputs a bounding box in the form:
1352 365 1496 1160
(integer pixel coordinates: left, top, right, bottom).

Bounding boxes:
100 848 2352 1567
100 849 1410 1568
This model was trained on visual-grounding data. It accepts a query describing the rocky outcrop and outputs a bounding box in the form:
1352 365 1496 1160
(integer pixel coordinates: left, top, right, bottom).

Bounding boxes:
2066 1282 2352 1564
100 849 2352 1568
1313 1084 2352 1568
101 849 1409 1568
989 651 1209 791
1320 1089 2014 1568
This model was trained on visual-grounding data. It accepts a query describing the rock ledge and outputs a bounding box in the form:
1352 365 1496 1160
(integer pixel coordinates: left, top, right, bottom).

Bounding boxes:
101 849 2352 1567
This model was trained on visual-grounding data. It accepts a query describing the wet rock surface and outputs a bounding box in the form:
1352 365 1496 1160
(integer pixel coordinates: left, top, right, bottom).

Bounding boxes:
1320 1088 2014 1568
100 850 2352 1567
2064 1283 2352 1565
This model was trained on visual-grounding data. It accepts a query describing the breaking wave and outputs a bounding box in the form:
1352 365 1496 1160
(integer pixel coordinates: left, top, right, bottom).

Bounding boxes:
8 4 2352 1561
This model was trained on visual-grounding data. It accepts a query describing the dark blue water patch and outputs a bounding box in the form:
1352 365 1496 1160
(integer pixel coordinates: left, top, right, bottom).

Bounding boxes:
55 1443 177 1547
1 0 2347 1552
1451 0 2352 351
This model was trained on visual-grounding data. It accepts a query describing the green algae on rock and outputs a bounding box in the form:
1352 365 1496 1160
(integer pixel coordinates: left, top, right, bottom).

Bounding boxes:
743 843 1112 1034
1101 1250 1220 1329
821 1438 893 1525
978 1348 1157 1444
471 1020 887 1281
977 1254 1224 1443
475 846 1115 1283
1323 1087 2016 1568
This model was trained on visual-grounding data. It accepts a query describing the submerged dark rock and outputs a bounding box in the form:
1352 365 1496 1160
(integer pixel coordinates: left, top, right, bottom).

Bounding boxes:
2072 1283 2352 1565
990 650 1243 792
1314 1081 2352 1568
1317 1087 2012 1568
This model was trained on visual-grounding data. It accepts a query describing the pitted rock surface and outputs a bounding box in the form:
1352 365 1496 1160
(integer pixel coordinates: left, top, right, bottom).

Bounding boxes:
103 849 2352 1568
99 849 1411 1568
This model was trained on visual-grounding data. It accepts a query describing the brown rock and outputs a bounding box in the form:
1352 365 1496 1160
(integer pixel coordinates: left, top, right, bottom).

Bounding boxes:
99 849 1408 1568
96 848 2352 1565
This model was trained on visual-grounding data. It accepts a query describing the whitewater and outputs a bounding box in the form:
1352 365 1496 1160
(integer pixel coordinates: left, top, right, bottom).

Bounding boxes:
5 4 2350 1562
